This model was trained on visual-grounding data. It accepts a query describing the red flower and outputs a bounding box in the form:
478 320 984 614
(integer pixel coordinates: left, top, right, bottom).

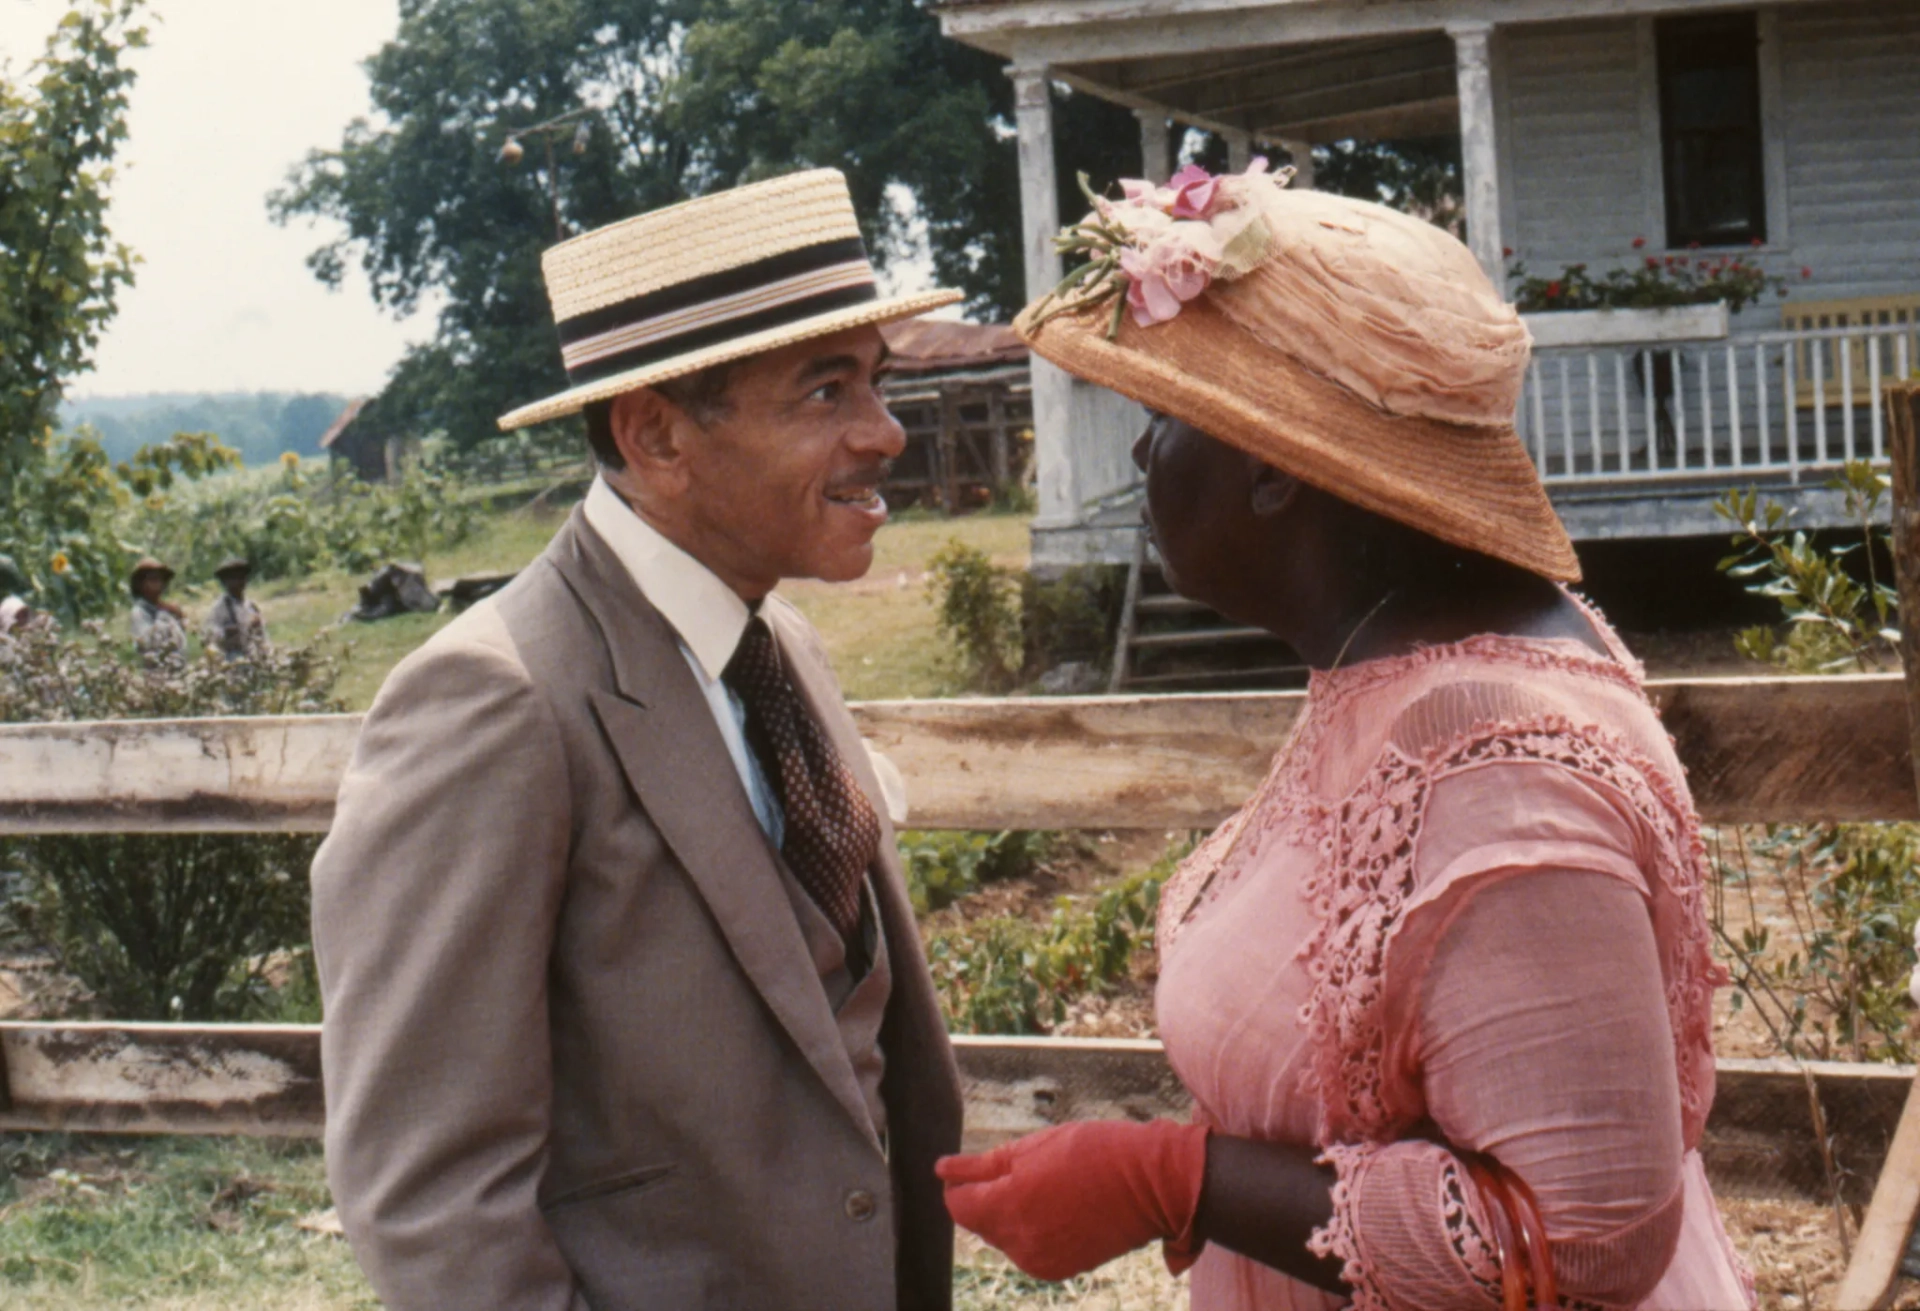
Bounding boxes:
1632 236 1646 249
1646 257 1660 269
1665 256 1676 267
1546 280 1563 298
1502 246 1514 257
1750 237 1765 248
1801 267 1812 279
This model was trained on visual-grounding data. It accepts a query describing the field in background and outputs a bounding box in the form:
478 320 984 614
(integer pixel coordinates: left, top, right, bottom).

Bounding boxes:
246 503 1029 710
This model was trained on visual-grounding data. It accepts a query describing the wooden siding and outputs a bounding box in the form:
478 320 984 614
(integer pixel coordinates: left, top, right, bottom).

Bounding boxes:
1502 3 1920 319
1777 2 1920 304
1503 17 1646 267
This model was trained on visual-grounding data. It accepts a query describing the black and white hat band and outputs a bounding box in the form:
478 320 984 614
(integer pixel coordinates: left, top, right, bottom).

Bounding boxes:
555 236 879 385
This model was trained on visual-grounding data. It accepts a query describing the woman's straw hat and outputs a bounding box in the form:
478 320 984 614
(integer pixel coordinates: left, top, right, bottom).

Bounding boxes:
499 170 960 431
1017 181 1580 582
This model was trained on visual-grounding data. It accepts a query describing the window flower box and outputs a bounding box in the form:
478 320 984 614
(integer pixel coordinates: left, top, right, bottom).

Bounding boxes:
1522 302 1730 349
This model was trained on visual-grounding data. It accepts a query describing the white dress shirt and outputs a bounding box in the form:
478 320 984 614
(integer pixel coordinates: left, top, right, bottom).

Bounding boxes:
582 475 785 846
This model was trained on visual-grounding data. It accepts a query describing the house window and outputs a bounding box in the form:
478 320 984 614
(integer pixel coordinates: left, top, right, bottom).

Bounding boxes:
1657 11 1767 247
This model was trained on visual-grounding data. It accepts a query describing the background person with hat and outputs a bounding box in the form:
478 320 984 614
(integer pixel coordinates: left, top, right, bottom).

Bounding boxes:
201 557 267 658
128 558 186 660
938 167 1752 1307
311 169 964 1311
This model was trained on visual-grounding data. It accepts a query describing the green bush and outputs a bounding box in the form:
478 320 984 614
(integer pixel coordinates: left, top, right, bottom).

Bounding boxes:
0 621 340 1020
927 840 1188 1034
926 539 1121 692
927 539 1024 692
124 452 478 584
899 829 1052 915
1711 462 1917 1062
0 429 237 625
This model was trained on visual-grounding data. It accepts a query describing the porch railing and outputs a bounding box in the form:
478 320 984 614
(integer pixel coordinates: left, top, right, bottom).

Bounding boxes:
1519 321 1920 487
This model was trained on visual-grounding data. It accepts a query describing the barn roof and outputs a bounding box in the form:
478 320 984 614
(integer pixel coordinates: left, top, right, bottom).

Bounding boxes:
318 396 372 450
880 319 1027 375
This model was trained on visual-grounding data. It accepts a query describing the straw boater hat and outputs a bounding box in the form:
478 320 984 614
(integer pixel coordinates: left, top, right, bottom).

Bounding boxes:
498 170 961 430
1017 168 1579 582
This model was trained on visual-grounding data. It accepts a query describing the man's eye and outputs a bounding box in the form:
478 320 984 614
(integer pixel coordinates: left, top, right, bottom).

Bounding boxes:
808 381 843 403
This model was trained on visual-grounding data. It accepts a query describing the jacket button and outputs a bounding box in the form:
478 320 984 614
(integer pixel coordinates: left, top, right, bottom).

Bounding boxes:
844 1188 877 1222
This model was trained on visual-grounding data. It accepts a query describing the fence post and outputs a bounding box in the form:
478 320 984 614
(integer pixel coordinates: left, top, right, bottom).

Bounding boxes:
1836 382 1920 1310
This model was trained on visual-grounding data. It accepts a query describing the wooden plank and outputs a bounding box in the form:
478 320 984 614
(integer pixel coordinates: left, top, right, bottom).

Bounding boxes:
0 715 357 834
0 676 1914 834
0 1023 1907 1205
0 1023 324 1138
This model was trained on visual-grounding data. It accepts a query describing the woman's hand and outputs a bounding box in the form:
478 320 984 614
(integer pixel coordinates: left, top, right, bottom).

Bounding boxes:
937 1118 1209 1282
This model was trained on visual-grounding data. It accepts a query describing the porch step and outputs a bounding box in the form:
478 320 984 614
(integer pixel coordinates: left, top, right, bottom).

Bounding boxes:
1106 530 1306 693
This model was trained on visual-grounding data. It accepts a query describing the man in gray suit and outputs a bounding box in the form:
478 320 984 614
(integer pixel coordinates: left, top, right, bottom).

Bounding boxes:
311 170 965 1311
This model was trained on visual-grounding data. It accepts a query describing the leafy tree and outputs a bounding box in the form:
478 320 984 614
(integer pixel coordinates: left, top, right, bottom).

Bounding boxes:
1314 136 1464 236
271 0 1141 453
0 0 145 495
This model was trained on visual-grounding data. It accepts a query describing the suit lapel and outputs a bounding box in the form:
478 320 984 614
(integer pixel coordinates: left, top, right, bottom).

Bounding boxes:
551 514 877 1146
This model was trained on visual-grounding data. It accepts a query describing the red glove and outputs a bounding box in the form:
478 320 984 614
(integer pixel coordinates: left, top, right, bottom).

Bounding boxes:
937 1119 1210 1281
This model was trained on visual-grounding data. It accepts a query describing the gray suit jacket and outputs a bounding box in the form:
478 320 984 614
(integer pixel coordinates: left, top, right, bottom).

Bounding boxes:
311 509 962 1311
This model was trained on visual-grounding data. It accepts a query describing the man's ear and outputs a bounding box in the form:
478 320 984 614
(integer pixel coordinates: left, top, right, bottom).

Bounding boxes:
609 388 691 493
1248 458 1300 518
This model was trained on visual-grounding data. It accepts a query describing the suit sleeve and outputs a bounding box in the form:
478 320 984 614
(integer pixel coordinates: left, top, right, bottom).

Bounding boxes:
311 636 588 1311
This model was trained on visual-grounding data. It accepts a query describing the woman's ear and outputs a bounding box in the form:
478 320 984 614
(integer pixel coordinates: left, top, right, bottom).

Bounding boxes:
1248 459 1300 519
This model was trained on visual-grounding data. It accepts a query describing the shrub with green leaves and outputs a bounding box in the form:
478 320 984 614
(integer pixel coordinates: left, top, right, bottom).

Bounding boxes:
1715 461 1897 674
124 452 478 585
927 539 1024 692
926 539 1121 692
1711 461 1917 1063
926 840 1188 1034
0 621 339 1020
899 829 1052 915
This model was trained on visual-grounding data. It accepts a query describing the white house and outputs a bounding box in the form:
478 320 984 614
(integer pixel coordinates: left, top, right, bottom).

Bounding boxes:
936 0 1920 566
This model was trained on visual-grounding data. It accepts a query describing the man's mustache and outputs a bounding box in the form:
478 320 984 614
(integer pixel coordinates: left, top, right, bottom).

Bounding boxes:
825 460 893 494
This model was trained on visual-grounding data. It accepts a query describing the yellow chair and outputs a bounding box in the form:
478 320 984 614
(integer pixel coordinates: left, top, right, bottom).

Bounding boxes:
1781 294 1920 408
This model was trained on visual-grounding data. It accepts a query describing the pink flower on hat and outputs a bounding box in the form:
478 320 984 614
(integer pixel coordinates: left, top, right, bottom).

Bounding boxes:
1166 164 1223 219
1035 158 1292 338
1120 222 1226 325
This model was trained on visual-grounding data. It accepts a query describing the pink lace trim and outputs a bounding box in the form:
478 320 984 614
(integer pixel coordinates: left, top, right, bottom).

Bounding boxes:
1308 1141 1391 1311
1439 1158 1507 1304
1297 715 1725 1148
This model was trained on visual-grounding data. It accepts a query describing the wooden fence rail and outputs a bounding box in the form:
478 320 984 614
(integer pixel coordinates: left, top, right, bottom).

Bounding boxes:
1 677 1914 1208
0 674 1913 833
0 1024 1904 1205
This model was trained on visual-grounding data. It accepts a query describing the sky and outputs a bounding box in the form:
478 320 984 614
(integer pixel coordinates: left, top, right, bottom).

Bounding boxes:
0 0 437 399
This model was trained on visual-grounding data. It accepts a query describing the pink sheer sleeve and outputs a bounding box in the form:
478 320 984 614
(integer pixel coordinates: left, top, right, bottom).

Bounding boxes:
1309 828 1687 1307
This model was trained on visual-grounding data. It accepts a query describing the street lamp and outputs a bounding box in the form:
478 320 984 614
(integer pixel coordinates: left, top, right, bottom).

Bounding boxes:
494 108 595 240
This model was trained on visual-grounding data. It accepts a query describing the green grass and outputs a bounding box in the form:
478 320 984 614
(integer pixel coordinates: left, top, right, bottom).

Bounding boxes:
247 503 1031 711
0 1136 374 1310
0 1136 1183 1311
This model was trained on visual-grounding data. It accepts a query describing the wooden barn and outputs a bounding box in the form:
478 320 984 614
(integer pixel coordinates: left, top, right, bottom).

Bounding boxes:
878 318 1033 511
936 0 1920 566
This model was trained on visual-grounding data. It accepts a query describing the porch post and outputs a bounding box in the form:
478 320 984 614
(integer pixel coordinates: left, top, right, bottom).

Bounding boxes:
1280 139 1315 190
1448 21 1505 285
1223 128 1253 173
1009 63 1077 528
1135 109 1172 185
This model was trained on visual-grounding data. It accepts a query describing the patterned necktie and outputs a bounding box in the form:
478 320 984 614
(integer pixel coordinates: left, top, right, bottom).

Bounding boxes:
723 617 880 943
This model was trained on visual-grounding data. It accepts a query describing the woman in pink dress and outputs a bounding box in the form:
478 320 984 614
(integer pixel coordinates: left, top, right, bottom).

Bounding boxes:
938 166 1755 1309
